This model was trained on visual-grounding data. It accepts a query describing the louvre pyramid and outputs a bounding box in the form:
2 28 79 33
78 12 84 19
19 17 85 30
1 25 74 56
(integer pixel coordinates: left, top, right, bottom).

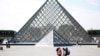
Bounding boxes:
11 0 92 44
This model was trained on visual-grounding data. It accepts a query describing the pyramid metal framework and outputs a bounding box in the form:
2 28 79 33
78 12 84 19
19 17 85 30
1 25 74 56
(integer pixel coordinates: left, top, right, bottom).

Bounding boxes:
53 30 71 45
11 0 92 44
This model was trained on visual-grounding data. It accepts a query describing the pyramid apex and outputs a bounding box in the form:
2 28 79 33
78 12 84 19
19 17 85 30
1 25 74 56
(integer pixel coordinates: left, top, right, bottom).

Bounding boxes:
47 0 57 1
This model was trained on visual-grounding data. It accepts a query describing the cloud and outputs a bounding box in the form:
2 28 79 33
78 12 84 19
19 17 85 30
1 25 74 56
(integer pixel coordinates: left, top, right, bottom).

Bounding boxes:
85 0 100 5
65 5 100 30
0 0 45 31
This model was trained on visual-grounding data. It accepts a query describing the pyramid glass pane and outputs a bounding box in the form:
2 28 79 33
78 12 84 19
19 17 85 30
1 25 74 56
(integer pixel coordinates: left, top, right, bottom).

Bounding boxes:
11 0 92 44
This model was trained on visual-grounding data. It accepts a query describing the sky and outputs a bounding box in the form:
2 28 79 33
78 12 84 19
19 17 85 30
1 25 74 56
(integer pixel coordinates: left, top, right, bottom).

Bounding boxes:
0 0 100 32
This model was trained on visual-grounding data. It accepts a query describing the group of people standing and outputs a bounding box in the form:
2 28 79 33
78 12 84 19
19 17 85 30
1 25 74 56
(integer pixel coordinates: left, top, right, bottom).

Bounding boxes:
56 47 70 56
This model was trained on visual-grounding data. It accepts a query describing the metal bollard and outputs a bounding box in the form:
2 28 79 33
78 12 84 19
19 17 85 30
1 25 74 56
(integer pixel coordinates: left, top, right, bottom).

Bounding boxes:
0 47 3 50
98 42 100 48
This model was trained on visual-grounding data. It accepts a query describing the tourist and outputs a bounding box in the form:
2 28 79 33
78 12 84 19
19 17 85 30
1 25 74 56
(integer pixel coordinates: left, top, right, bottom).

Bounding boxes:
56 47 62 56
62 47 70 56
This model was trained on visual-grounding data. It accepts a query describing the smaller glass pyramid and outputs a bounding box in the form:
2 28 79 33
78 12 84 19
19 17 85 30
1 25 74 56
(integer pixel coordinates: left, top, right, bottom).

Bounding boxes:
35 30 71 46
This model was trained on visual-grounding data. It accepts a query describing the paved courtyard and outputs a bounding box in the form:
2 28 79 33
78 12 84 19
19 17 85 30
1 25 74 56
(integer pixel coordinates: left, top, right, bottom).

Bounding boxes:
0 45 100 56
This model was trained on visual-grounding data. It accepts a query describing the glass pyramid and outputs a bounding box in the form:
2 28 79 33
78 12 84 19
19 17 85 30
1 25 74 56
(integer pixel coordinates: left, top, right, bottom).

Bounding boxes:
35 30 53 46
11 0 92 44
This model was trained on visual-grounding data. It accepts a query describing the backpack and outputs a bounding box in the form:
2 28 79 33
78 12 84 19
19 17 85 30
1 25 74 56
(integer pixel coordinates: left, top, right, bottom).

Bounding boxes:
65 48 70 55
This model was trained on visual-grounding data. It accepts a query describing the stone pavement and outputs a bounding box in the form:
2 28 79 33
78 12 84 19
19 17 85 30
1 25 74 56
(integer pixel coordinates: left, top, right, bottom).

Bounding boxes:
0 45 100 56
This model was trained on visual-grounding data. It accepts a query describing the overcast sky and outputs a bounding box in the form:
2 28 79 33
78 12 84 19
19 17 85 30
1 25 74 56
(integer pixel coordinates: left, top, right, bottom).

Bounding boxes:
0 0 100 31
